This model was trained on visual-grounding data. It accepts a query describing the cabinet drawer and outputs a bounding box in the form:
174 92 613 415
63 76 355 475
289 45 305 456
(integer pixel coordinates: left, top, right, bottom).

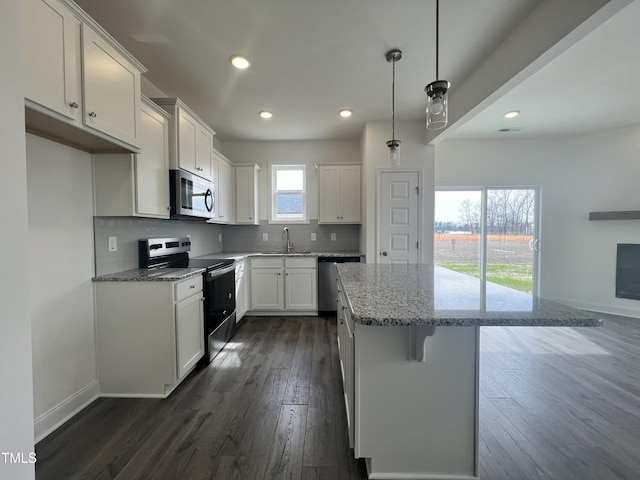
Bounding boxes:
175 275 203 302
251 257 285 268
285 257 317 268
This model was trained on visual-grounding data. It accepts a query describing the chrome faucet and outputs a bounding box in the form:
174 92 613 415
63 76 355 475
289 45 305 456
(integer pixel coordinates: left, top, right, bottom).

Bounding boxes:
282 227 294 253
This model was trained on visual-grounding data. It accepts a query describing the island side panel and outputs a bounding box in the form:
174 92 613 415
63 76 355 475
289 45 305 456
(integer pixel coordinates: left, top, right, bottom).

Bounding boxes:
354 324 479 479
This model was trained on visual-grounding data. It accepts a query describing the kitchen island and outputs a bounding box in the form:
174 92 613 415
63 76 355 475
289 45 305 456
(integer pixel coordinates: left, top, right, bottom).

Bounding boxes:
335 263 602 480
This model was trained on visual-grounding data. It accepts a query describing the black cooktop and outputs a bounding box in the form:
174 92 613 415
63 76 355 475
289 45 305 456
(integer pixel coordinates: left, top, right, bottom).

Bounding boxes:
188 258 234 271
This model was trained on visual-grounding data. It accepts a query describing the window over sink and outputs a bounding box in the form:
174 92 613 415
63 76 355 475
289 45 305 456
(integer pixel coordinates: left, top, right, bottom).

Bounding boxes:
270 164 308 223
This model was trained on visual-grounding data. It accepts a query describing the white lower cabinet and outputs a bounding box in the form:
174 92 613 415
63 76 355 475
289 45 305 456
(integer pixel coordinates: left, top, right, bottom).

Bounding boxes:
250 256 317 314
95 275 204 397
235 259 248 321
337 284 355 448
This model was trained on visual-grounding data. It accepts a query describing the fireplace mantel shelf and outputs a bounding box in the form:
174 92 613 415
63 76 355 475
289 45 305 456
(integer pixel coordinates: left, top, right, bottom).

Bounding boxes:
589 210 640 221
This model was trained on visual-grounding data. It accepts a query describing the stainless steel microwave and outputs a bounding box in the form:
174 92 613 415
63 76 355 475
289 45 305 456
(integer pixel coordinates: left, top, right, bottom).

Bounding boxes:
169 169 215 220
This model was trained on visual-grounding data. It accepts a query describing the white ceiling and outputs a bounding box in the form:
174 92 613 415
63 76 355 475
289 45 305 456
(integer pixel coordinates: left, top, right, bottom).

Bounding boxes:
73 0 640 143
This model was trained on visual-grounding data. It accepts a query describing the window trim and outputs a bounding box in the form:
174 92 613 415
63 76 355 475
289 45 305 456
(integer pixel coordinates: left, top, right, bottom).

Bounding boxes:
269 164 309 224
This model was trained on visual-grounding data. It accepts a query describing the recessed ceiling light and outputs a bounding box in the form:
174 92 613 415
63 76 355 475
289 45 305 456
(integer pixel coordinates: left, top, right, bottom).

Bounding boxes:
259 110 272 119
230 55 250 69
504 110 520 119
339 109 353 118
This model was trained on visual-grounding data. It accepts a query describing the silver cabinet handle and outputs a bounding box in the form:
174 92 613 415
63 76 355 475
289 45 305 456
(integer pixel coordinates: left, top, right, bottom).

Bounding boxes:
69 102 79 109
88 111 97 118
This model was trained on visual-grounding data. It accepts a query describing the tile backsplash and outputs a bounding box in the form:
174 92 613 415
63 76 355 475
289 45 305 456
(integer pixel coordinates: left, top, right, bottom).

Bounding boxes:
94 218 361 276
222 220 360 253
94 217 223 276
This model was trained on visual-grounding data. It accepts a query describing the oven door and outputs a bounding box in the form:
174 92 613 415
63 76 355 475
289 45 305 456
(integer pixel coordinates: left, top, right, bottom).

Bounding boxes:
170 169 215 220
203 265 236 363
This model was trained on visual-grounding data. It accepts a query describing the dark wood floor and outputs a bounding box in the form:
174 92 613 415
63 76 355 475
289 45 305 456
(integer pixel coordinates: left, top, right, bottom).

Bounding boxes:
36 314 640 480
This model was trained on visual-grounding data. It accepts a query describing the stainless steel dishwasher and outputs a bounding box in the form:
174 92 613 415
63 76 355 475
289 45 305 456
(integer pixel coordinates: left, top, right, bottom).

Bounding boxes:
317 255 361 312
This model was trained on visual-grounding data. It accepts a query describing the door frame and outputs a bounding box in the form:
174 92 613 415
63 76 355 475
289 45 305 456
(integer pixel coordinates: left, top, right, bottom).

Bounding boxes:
376 168 424 264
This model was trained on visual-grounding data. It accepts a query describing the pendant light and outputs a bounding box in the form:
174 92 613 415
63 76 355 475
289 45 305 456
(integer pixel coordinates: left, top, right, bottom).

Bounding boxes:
386 49 402 166
425 0 450 130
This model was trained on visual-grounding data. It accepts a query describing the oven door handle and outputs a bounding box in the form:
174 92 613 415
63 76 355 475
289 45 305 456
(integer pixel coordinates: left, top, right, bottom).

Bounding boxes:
207 263 235 279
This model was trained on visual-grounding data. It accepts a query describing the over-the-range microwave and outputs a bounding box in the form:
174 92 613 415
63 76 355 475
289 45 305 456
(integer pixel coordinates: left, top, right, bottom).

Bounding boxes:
169 169 214 220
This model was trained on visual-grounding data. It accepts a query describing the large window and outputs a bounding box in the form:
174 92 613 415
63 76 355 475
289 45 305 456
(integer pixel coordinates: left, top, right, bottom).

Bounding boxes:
270 164 307 223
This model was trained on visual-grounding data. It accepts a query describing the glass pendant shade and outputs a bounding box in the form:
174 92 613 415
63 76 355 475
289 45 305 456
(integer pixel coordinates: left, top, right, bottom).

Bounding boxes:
426 80 450 130
386 139 401 166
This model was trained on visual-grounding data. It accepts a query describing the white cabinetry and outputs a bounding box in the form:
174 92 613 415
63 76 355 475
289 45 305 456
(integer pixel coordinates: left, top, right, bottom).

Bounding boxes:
95 275 204 397
24 0 145 151
337 284 355 448
235 164 260 225
318 164 361 223
212 151 232 223
235 259 248 321
152 97 215 181
250 257 317 314
93 96 170 218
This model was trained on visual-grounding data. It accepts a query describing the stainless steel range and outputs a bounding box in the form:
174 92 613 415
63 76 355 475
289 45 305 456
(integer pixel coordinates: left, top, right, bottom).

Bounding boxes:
139 237 236 364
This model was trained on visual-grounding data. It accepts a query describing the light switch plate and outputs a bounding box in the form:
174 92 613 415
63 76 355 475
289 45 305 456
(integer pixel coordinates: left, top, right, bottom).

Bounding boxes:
108 236 117 252
311 233 317 241
263 233 269 241
331 233 336 241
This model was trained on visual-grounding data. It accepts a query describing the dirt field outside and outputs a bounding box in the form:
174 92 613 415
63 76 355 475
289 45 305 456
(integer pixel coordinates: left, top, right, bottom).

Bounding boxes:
434 233 534 292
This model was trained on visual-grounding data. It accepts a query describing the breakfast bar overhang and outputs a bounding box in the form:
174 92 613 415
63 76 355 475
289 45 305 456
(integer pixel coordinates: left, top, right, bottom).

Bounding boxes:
336 264 602 480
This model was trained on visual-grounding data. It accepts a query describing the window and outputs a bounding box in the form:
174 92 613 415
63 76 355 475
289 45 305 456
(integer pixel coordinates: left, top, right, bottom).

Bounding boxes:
270 164 307 223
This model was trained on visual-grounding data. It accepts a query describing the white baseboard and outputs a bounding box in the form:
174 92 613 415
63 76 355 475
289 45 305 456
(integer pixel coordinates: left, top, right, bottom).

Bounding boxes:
34 380 100 443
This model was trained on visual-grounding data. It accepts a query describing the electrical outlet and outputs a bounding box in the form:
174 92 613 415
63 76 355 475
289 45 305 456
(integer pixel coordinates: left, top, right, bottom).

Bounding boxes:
331 233 336 241
218 233 222 242
263 233 269 241
108 236 117 252
311 232 317 241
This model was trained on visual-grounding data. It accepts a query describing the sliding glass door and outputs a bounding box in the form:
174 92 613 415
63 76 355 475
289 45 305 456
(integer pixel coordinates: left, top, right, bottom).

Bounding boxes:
434 188 539 295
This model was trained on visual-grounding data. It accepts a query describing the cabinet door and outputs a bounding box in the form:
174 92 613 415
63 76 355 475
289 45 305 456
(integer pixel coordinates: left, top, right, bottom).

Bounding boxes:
196 126 214 180
250 268 284 310
235 166 256 224
339 165 361 223
285 268 317 310
135 99 170 217
318 166 340 223
177 108 198 175
217 158 231 222
24 0 81 121
175 292 204 379
82 26 140 147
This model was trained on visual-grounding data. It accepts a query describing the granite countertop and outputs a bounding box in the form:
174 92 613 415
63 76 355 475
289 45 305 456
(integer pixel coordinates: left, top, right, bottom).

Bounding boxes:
195 251 363 260
336 263 603 328
93 267 205 282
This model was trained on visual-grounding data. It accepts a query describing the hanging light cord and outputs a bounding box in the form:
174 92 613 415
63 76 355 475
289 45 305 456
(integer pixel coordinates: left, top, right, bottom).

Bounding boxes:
435 0 440 80
391 56 396 140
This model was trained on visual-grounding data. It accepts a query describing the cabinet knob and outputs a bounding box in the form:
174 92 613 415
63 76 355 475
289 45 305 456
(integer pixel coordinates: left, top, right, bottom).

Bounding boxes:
190 284 196 289
88 111 97 118
69 102 79 109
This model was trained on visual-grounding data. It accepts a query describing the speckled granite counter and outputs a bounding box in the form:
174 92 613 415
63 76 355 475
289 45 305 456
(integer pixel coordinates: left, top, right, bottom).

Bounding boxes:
336 263 603 327
93 267 205 282
195 251 363 261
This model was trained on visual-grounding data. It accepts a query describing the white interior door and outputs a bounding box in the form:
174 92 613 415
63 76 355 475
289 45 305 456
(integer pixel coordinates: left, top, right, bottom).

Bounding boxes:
378 171 420 264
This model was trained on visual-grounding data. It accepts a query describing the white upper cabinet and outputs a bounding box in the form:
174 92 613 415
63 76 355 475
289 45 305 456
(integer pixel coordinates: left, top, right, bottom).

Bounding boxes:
93 96 170 219
210 150 232 224
153 97 216 182
81 26 141 147
24 0 81 122
318 164 361 223
235 164 260 225
23 0 145 152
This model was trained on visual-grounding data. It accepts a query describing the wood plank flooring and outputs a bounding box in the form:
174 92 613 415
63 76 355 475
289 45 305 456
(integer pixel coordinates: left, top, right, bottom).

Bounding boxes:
36 314 640 480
